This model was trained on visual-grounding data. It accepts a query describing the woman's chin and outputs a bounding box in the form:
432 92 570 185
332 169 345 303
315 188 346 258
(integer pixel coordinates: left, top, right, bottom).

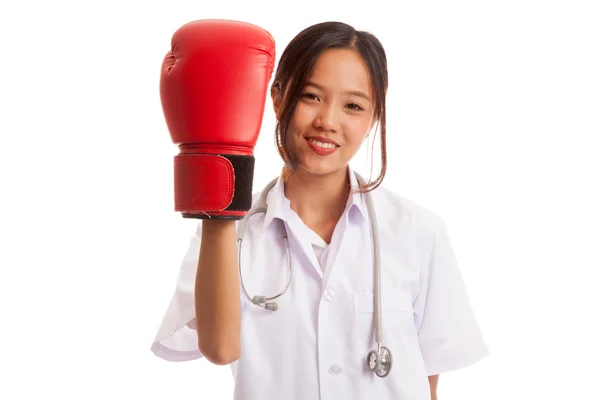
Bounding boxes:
295 158 348 177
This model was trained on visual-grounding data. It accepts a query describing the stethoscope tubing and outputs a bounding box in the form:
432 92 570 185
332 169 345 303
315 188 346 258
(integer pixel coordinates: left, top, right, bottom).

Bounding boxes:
236 173 391 376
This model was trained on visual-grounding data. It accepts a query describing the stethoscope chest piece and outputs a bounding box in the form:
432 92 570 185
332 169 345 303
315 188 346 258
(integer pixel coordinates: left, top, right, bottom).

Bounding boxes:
367 346 393 378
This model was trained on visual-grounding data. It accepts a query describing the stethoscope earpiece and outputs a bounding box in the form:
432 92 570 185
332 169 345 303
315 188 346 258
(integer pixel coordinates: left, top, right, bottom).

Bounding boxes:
252 295 279 311
252 295 267 305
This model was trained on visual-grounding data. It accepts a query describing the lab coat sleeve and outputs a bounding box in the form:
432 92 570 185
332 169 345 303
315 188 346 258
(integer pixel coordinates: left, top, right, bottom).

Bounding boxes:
414 218 490 376
150 222 205 362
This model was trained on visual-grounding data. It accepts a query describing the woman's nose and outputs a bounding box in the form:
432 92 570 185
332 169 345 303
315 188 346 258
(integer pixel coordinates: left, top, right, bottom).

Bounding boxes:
314 105 340 132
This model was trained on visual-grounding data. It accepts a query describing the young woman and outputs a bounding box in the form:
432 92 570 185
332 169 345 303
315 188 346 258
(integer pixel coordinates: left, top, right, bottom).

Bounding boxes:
152 19 489 400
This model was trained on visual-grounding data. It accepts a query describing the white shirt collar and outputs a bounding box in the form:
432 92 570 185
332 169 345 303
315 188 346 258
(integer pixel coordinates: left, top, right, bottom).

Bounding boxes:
261 165 367 233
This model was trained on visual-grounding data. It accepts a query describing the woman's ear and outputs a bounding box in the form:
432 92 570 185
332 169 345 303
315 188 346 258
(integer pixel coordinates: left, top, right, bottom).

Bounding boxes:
271 85 282 119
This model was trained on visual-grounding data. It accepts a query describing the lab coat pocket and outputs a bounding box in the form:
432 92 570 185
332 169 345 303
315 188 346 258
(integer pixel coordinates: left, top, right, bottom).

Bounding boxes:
353 290 414 372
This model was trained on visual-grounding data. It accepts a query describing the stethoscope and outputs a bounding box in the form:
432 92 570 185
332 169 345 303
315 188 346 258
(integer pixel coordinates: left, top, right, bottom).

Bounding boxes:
236 172 393 378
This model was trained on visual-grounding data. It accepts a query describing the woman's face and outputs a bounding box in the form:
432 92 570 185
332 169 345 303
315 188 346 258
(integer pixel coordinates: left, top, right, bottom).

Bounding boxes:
284 48 375 177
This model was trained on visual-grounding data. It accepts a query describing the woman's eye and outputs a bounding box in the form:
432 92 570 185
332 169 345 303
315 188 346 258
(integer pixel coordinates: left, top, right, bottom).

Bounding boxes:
302 93 319 101
347 103 364 111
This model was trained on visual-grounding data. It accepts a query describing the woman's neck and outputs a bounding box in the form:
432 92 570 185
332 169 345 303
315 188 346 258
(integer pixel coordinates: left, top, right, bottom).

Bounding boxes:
283 166 351 226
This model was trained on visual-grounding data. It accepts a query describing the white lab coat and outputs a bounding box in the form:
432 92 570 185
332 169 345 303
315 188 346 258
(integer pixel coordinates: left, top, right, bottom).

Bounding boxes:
151 166 489 399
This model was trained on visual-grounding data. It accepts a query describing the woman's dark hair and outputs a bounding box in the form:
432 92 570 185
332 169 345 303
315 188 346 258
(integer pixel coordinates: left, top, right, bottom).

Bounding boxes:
271 21 388 193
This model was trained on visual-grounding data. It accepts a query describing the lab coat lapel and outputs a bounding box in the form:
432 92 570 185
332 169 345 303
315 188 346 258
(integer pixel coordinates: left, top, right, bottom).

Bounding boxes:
321 210 363 289
321 218 346 288
286 216 324 280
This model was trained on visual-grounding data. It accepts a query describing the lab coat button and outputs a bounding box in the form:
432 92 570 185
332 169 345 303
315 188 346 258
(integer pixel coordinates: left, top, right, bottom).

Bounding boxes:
329 364 342 376
323 288 335 301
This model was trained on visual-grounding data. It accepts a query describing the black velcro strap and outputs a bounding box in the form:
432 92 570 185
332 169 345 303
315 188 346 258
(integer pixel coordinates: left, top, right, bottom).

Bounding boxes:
182 154 254 220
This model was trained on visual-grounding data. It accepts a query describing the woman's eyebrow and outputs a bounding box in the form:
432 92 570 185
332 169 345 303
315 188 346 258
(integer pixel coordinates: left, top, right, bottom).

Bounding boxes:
305 81 372 102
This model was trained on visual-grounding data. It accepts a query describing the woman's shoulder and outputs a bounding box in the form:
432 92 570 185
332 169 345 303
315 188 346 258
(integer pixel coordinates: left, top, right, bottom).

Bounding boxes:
370 185 446 235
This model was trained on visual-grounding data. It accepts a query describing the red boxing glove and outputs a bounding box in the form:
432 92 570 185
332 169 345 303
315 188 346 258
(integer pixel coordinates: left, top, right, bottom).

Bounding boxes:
160 19 275 219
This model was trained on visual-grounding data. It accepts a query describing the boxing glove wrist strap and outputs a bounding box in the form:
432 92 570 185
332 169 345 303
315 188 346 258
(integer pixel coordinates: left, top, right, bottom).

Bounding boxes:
174 153 254 219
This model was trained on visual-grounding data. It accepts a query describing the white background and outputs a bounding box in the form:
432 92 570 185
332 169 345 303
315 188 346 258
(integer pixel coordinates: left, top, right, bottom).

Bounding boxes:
1 0 599 399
